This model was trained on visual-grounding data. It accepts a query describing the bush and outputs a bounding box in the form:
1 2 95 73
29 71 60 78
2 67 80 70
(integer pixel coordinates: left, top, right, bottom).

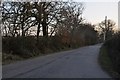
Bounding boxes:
2 32 98 64
102 33 120 77
2 37 40 58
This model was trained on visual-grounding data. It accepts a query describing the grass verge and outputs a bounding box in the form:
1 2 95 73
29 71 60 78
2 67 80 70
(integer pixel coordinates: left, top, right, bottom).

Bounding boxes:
99 45 120 78
2 46 76 65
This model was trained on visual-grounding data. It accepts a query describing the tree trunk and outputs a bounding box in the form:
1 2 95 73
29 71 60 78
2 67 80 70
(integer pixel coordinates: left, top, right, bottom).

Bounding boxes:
42 22 48 37
37 23 41 39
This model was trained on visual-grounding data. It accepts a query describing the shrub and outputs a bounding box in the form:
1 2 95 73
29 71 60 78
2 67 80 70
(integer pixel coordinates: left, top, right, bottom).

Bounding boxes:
2 37 40 58
103 33 120 76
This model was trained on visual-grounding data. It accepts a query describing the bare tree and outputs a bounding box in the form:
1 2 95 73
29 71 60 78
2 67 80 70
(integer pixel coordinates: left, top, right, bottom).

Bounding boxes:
2 2 37 37
2 1 84 39
99 16 115 41
31 2 63 38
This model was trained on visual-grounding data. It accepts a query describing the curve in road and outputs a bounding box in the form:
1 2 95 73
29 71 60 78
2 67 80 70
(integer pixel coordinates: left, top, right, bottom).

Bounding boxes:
2 44 111 78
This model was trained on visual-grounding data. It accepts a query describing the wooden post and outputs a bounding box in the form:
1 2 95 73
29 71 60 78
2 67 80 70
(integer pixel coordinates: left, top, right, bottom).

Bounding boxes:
104 16 107 41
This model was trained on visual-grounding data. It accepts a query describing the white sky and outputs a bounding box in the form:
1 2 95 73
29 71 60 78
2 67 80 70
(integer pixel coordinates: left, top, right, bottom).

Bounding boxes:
73 0 119 29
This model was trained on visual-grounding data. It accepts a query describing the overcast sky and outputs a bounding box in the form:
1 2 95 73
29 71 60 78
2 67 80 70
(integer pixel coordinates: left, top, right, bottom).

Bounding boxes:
72 0 119 29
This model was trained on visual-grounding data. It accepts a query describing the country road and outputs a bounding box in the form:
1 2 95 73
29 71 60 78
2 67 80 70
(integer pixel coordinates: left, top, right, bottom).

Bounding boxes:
2 44 111 78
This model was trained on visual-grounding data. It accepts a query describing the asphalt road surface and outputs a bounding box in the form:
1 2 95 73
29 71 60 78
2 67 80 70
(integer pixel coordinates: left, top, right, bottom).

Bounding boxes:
2 44 111 78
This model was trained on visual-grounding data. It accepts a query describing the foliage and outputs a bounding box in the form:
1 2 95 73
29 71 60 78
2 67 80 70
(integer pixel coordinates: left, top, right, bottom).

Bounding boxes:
56 23 98 47
101 32 120 78
2 37 39 58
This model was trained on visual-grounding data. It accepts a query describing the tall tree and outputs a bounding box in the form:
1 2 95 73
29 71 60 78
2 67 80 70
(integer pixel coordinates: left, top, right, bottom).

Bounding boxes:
2 2 36 37
55 2 84 45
